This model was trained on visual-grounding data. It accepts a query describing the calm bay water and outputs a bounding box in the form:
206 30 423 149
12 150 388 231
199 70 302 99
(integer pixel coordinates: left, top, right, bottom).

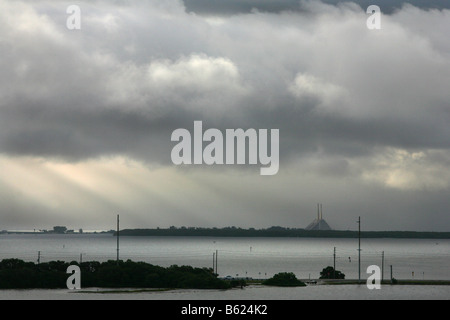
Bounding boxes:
0 233 449 299
1 233 449 280
0 284 449 300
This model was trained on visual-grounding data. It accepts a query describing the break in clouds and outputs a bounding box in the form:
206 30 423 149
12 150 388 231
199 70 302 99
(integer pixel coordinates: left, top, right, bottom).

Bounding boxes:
0 0 449 231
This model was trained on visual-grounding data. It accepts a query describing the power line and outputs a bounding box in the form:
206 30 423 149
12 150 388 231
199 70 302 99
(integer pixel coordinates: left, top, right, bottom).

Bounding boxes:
116 214 120 264
333 247 336 279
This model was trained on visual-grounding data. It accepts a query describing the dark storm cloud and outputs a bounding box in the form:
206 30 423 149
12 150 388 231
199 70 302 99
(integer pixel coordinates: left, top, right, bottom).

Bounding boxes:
0 104 193 162
182 0 450 15
1 0 449 164
1 0 449 165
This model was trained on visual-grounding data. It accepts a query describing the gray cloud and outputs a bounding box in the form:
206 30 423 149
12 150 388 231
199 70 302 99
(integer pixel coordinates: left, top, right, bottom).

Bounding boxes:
0 0 449 231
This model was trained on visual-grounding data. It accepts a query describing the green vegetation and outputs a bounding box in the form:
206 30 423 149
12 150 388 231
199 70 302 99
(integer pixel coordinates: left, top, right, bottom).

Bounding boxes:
319 266 345 279
0 258 238 290
262 272 306 287
228 279 247 288
115 226 450 239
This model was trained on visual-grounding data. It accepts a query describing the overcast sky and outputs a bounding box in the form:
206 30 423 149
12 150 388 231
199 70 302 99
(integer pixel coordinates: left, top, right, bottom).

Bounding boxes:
1 0 449 232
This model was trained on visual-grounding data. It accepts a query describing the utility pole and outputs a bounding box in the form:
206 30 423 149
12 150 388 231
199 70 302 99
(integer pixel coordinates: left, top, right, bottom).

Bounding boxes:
116 214 120 264
333 247 336 279
215 250 218 276
37 251 40 264
390 265 393 283
357 216 361 282
381 251 384 282
213 252 215 274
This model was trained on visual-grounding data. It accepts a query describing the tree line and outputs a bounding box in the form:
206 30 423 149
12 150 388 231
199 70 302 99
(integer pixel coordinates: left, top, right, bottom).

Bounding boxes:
115 226 450 239
0 258 237 289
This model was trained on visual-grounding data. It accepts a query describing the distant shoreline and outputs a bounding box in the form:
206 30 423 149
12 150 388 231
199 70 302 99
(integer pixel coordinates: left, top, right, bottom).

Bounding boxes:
112 227 450 239
3 227 450 239
0 230 112 235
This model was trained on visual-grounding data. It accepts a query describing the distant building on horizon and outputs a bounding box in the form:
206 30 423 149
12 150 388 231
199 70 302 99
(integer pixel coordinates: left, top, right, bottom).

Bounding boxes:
52 226 67 234
305 204 332 231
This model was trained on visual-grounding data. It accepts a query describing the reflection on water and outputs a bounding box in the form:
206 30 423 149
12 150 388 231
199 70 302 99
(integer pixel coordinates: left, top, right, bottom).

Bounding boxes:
0 284 449 300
